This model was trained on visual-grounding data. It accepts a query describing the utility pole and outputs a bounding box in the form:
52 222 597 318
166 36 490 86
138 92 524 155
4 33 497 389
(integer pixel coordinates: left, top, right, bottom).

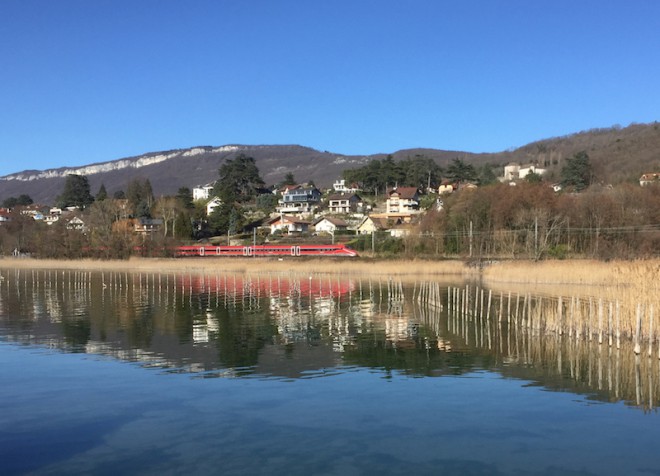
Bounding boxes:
534 216 538 259
469 220 473 258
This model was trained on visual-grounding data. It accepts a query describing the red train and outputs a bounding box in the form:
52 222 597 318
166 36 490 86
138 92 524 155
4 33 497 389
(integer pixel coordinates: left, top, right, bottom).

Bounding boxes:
175 244 358 258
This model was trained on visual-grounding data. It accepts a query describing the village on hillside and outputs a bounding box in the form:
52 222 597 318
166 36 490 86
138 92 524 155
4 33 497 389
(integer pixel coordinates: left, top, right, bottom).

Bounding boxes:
0 153 659 260
0 162 558 242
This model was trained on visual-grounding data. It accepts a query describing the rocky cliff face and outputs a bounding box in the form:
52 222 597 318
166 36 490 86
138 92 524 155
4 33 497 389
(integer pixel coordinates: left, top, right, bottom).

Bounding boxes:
0 145 373 204
2 122 659 205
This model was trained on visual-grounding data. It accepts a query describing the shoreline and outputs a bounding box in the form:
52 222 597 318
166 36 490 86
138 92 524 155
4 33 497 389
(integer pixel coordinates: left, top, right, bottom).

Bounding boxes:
0 256 470 279
1 256 658 287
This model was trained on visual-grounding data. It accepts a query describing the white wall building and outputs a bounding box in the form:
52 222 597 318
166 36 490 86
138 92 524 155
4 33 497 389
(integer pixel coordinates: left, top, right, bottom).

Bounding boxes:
502 164 546 181
193 185 214 201
206 197 222 215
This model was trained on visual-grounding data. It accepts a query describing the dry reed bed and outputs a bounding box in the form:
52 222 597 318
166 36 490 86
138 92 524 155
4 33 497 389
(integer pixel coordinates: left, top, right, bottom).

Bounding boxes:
0 257 471 280
2 257 658 346
480 260 660 349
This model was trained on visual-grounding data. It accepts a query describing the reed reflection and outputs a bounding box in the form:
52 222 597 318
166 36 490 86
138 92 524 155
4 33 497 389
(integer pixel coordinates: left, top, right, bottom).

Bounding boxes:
1 268 658 411
446 284 660 413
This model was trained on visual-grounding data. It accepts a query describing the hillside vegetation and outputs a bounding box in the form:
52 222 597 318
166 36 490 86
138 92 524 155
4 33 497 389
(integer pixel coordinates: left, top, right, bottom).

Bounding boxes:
1 122 659 204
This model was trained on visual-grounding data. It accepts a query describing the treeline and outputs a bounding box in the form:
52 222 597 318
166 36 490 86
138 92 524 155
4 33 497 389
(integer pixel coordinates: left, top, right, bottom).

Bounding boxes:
0 155 275 259
0 174 198 258
342 155 499 193
413 182 660 260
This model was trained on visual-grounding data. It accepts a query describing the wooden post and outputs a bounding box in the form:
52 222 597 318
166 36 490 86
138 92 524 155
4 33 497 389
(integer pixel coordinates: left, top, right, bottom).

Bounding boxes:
598 298 603 345
616 300 621 350
608 301 613 347
486 290 492 321
634 303 642 355
558 296 563 336
648 304 654 358
589 297 594 342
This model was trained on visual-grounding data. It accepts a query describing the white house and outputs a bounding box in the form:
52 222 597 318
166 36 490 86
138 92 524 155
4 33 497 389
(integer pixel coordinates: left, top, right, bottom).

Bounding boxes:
437 180 456 195
327 193 363 214
268 215 310 234
313 217 349 234
193 184 215 201
276 185 321 216
503 163 547 181
206 197 222 216
332 179 361 193
356 216 395 235
640 173 660 186
386 187 420 215
0 209 11 223
66 216 87 232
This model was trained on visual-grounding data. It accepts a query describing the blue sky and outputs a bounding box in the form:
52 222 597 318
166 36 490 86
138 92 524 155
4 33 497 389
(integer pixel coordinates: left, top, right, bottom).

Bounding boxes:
1 0 659 177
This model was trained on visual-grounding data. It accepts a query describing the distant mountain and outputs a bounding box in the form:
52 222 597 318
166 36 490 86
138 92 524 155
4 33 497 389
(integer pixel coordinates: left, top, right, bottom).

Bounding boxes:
1 122 659 204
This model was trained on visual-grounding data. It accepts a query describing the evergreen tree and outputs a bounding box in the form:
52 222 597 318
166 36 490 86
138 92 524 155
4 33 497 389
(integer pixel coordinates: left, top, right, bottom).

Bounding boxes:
477 164 498 185
176 187 194 209
213 154 265 203
561 151 592 191
173 211 193 239
58 174 94 209
96 184 108 201
2 197 18 208
446 158 477 183
525 171 543 183
207 202 237 235
2 195 33 208
401 155 442 189
282 172 296 186
256 193 277 213
17 194 34 206
126 178 155 217
343 155 406 194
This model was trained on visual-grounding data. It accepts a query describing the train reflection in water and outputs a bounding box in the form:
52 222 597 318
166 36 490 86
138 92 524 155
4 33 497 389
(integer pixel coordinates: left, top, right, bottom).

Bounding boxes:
0 268 658 411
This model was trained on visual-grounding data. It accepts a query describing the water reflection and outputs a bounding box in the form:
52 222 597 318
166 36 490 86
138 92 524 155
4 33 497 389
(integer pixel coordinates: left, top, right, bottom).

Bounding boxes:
0 267 658 412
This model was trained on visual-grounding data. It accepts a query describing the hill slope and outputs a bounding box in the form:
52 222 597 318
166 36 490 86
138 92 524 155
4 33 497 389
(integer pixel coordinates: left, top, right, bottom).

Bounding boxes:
1 122 659 204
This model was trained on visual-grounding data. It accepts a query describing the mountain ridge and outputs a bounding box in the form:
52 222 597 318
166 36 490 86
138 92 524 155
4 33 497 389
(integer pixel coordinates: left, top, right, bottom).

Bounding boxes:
2 122 659 204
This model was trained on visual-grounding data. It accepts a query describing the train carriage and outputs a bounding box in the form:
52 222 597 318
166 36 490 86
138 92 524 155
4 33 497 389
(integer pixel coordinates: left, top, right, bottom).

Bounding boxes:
175 244 357 258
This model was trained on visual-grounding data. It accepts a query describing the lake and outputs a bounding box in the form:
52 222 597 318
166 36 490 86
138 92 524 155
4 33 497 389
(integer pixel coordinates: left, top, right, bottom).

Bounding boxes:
1 267 659 475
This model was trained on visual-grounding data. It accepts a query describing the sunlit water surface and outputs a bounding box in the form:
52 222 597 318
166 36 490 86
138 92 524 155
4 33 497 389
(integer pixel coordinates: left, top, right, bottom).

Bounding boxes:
1 268 659 476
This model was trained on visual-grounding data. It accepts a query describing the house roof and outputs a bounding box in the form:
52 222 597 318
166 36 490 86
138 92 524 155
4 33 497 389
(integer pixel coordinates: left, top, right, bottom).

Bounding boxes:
327 193 361 201
358 216 392 230
280 184 319 193
267 215 311 225
313 216 349 227
389 187 419 199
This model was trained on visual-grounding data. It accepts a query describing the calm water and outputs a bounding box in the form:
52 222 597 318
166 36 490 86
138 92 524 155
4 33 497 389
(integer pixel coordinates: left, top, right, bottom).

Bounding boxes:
1 268 660 475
